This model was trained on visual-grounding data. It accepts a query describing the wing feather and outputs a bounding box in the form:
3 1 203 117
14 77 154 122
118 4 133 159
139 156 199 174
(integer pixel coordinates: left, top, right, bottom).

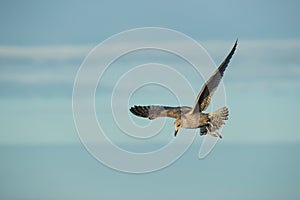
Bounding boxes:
130 105 183 119
191 40 237 113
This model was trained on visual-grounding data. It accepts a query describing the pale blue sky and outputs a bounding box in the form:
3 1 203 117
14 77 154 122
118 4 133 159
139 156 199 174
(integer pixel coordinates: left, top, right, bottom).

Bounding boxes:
0 0 299 45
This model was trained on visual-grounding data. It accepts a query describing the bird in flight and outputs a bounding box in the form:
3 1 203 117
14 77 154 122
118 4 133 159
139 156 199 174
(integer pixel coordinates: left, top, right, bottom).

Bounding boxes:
129 40 237 138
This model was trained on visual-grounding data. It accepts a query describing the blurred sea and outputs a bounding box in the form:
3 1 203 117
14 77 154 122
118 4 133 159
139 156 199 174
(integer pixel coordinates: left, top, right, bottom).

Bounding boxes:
1 142 299 200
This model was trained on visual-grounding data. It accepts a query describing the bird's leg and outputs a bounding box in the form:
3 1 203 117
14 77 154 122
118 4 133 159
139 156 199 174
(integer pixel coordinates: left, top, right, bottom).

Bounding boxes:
206 122 222 139
205 126 210 132
207 121 214 128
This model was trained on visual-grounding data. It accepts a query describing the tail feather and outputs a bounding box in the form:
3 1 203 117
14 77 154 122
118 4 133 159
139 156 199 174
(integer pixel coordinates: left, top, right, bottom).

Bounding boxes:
208 107 229 131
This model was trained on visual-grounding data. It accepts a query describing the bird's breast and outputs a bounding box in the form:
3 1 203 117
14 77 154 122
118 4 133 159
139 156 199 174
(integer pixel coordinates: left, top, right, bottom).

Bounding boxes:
181 113 205 129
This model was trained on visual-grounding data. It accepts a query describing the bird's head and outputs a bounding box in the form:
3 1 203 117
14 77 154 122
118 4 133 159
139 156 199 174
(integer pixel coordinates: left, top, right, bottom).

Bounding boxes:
174 119 182 137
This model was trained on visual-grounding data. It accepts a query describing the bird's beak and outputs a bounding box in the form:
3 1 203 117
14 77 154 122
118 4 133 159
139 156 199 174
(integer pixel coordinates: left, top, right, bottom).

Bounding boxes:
174 129 178 137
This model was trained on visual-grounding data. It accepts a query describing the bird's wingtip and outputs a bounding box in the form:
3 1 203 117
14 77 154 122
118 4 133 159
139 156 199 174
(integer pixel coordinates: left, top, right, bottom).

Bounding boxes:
129 105 135 113
129 105 136 110
234 38 238 47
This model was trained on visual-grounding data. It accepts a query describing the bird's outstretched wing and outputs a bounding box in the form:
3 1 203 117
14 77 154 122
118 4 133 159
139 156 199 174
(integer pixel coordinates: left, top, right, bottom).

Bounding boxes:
130 105 184 119
191 40 237 113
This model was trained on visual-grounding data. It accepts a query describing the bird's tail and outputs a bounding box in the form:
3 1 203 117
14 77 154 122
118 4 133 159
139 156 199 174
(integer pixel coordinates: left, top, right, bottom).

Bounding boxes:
208 107 229 132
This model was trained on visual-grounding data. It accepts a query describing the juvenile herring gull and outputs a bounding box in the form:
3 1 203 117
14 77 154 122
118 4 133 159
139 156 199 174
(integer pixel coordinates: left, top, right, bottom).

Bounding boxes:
130 40 237 138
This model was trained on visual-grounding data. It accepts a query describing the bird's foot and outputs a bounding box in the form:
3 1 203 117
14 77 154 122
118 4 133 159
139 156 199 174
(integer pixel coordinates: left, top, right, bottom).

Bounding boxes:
208 131 222 139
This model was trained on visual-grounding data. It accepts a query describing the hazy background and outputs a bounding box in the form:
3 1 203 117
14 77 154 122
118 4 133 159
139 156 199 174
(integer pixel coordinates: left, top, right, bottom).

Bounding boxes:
0 0 300 199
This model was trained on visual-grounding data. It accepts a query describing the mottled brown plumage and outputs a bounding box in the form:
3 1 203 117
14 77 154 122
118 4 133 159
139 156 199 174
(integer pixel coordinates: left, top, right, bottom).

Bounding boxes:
130 40 237 138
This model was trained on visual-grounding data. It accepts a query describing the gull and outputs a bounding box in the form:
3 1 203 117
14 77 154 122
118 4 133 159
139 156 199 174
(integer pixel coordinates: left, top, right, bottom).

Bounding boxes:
130 40 237 138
